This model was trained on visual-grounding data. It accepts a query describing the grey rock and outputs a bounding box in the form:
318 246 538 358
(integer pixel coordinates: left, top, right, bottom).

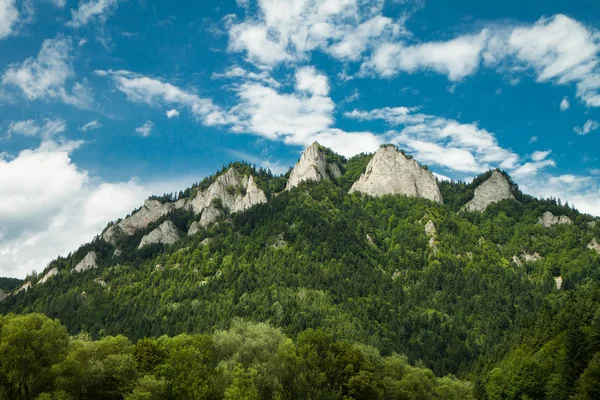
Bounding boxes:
113 249 122 257
349 146 443 203
286 142 342 190
512 253 542 265
0 290 6 301
39 267 58 284
188 221 201 236
199 205 223 227
538 211 572 228
94 278 107 287
138 221 182 249
190 169 267 215
588 238 600 254
555 276 563 290
424 221 438 251
74 251 99 273
463 171 515 212
15 282 32 294
103 200 177 244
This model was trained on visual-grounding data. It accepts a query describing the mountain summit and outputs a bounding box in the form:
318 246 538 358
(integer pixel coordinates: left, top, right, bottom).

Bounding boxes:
349 145 443 203
286 142 343 190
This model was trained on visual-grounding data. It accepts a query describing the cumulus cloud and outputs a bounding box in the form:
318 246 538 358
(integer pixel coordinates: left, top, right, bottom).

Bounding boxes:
0 138 198 278
67 0 119 28
135 121 154 137
166 109 179 118
2 36 93 107
346 106 519 173
227 0 406 66
574 120 599 135
7 118 66 139
295 66 329 96
512 150 556 179
362 31 489 81
102 70 230 126
80 120 101 132
560 97 570 111
0 0 19 40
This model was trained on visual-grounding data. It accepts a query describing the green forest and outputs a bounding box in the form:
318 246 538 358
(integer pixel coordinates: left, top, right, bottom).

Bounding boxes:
2 149 600 399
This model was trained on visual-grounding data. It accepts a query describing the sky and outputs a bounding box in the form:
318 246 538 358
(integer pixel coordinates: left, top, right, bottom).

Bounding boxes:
1 0 600 278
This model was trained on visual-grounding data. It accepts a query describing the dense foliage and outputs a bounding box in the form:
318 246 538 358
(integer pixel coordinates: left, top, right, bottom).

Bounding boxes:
0 313 473 400
0 278 22 292
2 152 600 399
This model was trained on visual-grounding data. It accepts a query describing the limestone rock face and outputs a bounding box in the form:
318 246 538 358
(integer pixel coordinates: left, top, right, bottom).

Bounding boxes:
512 253 542 265
555 276 563 290
138 221 182 249
0 290 6 301
588 238 600 254
538 212 572 228
103 200 177 245
190 169 267 217
39 267 58 284
349 146 443 203
286 142 343 190
424 221 438 251
463 171 515 212
74 251 98 273
15 282 32 294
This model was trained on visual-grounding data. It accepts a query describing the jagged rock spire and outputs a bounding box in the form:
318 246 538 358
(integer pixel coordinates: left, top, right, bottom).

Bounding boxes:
286 142 342 190
462 171 515 212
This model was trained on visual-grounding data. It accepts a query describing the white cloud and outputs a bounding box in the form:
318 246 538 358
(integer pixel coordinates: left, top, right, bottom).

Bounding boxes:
531 150 551 161
529 136 538 144
591 169 600 175
0 0 19 40
227 0 406 66
574 120 599 135
295 66 329 96
166 109 179 118
67 0 118 28
362 30 489 81
0 140 166 278
7 118 66 139
78 38 87 46
346 106 518 173
103 70 230 126
212 66 281 88
135 121 154 137
560 96 570 111
80 120 101 132
48 0 66 7
2 36 93 107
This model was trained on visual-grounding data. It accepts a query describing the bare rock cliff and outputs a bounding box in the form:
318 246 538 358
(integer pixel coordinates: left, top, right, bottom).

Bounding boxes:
286 142 343 190
538 211 572 228
138 220 182 249
39 267 58 284
462 171 515 212
103 200 177 244
588 238 600 254
349 146 443 203
190 168 267 217
74 251 98 273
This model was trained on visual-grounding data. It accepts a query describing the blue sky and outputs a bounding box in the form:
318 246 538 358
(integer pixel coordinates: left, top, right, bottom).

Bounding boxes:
1 0 600 278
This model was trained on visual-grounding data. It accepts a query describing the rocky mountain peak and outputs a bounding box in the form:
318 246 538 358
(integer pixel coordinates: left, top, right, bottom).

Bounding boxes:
103 200 176 245
138 220 182 249
538 211 572 228
462 171 515 212
74 251 98 273
349 146 443 203
286 142 342 190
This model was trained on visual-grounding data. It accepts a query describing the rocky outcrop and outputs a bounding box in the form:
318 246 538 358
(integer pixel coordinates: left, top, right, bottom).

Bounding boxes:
188 205 224 236
512 253 542 266
588 238 600 254
15 282 32 294
103 200 178 245
286 142 343 190
190 169 267 217
462 171 515 212
74 251 98 273
538 212 572 228
555 276 563 290
424 221 438 252
138 221 182 249
349 146 443 203
39 267 58 284
0 289 6 301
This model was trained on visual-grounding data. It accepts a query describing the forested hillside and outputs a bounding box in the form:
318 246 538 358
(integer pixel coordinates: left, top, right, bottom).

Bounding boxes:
2 144 600 399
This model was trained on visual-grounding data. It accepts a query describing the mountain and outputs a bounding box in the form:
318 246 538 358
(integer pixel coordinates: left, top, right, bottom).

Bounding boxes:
2 144 600 400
